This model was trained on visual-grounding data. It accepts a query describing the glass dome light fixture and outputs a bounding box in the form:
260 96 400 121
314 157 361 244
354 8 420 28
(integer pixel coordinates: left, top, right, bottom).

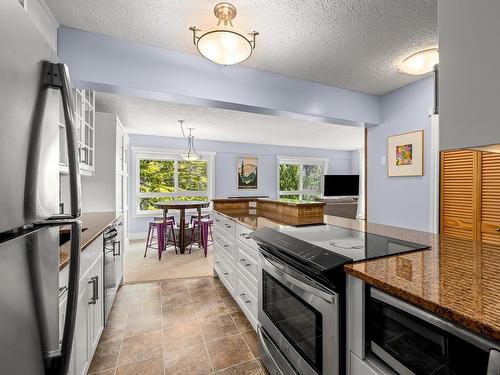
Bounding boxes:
189 2 259 66
398 47 439 75
179 120 201 161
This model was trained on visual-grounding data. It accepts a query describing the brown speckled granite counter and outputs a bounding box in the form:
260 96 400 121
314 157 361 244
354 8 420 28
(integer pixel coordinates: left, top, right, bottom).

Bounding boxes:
214 208 325 230
59 212 122 270
336 217 500 342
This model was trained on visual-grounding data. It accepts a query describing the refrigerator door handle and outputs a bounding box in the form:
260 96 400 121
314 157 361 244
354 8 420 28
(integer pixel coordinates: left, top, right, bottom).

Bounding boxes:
43 62 81 220
43 220 81 375
58 220 80 375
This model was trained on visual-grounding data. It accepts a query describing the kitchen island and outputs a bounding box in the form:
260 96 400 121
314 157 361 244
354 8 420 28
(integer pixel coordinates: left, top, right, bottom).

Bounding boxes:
214 205 500 374
215 206 500 341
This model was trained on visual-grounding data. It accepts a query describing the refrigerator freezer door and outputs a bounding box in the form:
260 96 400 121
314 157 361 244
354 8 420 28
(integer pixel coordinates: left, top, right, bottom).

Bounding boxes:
0 1 59 233
0 226 59 375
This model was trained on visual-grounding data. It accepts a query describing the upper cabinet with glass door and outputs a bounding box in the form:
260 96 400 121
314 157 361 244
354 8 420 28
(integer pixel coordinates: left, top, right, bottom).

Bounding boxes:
59 89 95 175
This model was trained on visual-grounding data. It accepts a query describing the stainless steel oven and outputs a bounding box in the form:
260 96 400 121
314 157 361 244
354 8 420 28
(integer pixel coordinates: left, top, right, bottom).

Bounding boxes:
367 288 500 375
258 249 341 375
103 221 122 322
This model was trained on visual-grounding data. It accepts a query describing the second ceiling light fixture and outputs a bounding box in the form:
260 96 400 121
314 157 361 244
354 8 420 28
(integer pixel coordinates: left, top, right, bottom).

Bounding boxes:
179 120 201 161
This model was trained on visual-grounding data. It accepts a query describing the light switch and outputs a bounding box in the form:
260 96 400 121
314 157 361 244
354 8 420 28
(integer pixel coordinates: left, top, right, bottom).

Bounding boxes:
381 156 387 166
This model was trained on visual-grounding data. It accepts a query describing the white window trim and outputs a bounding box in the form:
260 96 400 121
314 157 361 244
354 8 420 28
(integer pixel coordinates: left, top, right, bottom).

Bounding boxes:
276 155 329 200
132 147 216 217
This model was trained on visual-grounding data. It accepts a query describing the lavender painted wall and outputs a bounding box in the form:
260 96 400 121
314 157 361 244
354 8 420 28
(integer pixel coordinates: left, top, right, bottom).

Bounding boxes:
367 77 433 232
128 133 356 235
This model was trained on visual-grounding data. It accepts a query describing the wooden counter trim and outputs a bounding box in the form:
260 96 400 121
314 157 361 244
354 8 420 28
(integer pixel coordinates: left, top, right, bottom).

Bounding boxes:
213 198 325 218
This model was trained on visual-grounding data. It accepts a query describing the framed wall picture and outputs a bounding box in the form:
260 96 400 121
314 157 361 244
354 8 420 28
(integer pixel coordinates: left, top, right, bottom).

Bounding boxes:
237 156 258 189
387 130 424 176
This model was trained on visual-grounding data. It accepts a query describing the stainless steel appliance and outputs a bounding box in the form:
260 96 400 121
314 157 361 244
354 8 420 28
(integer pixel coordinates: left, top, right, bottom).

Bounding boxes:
259 248 342 375
251 225 430 375
367 288 500 375
0 2 82 374
103 220 123 322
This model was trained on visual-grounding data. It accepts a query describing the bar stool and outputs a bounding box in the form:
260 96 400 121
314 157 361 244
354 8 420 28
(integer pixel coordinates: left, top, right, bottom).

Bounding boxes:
144 217 177 260
189 218 213 257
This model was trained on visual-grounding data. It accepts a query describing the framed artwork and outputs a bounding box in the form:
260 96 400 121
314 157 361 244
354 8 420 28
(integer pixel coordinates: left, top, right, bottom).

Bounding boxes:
237 156 258 189
387 130 424 176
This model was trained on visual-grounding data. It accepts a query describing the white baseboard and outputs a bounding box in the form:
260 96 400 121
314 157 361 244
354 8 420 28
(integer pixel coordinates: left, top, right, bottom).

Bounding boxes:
129 232 148 240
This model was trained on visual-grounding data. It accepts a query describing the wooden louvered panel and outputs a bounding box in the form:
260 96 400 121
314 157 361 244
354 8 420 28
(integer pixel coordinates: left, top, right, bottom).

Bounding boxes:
481 152 500 244
440 150 481 240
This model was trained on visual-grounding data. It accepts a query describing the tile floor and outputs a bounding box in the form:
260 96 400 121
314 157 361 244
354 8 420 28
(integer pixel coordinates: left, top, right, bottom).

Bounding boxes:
89 277 265 375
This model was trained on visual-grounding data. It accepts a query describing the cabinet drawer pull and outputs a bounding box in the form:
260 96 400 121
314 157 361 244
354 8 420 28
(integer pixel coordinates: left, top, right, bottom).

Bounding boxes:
224 223 232 229
216 261 228 276
240 293 251 304
239 258 251 267
215 237 228 248
88 276 99 305
240 233 252 240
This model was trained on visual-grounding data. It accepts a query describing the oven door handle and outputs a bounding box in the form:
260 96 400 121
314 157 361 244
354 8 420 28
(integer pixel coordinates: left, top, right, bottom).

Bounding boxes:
261 250 335 304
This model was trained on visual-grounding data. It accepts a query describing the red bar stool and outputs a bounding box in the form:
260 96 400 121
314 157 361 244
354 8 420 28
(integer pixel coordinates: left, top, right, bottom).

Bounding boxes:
189 218 213 257
144 217 177 260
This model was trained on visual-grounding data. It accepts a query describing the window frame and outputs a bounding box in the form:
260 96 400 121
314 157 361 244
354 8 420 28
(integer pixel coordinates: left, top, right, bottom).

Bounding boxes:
133 147 215 216
276 155 329 201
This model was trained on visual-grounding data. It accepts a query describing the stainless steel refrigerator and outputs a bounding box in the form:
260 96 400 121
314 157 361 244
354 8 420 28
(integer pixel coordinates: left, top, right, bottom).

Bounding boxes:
0 2 82 374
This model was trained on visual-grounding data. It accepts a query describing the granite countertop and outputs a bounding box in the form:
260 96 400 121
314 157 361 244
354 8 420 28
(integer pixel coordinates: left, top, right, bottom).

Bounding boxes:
59 211 121 270
215 208 325 230
337 217 500 342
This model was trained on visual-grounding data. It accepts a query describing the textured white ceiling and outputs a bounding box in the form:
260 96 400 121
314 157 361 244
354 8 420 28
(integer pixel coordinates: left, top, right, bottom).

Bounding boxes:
95 92 364 150
46 0 437 95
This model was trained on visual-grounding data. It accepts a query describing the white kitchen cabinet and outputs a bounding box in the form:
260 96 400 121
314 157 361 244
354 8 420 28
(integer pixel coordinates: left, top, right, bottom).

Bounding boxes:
73 267 90 375
59 89 95 175
80 112 129 245
213 212 259 329
60 235 104 375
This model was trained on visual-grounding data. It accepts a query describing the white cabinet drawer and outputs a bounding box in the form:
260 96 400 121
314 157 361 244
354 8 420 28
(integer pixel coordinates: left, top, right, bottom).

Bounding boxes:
214 253 235 294
80 235 103 275
213 212 224 228
214 212 236 237
214 230 236 262
236 273 258 324
235 223 258 250
236 241 258 284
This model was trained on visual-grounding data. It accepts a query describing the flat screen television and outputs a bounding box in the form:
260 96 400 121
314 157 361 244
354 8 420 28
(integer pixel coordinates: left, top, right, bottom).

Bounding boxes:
324 175 359 196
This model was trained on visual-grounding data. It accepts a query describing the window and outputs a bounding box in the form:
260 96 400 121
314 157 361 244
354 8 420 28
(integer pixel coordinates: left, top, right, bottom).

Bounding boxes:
135 148 214 214
277 157 327 202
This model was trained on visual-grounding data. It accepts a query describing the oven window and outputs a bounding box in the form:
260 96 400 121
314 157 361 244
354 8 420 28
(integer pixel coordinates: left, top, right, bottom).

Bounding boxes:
368 297 489 375
263 271 323 373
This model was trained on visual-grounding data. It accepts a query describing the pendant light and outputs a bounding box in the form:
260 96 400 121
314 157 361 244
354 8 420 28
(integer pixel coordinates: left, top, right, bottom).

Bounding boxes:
179 120 201 161
189 2 258 66
398 47 439 75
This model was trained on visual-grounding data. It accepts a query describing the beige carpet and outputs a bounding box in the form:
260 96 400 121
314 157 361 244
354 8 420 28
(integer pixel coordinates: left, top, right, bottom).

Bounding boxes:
123 239 214 283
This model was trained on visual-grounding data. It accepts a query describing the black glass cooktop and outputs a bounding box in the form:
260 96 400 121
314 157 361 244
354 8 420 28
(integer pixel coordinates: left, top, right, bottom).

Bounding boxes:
251 224 430 271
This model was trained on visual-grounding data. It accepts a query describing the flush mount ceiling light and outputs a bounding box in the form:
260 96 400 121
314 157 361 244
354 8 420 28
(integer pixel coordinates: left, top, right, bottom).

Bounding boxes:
398 48 439 75
189 2 258 65
178 120 201 161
